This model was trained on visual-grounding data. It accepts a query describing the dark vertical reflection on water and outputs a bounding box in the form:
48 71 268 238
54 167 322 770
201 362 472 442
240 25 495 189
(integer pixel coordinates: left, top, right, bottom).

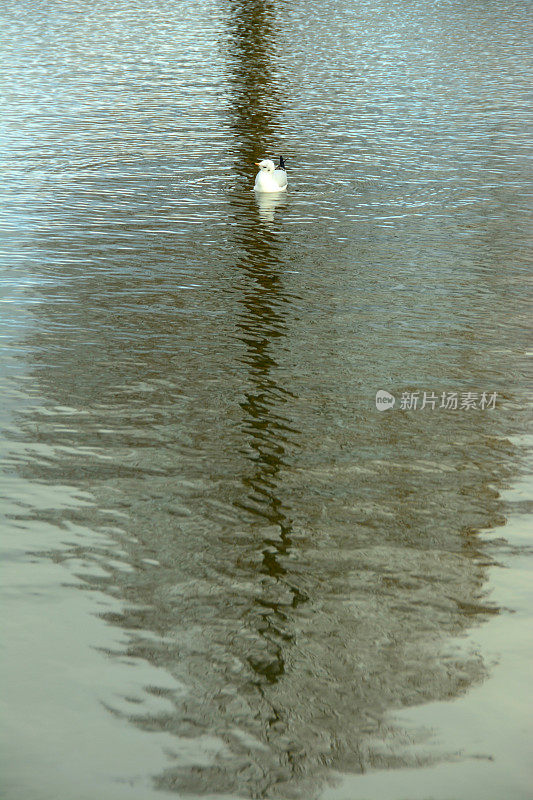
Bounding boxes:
225 0 283 174
227 0 305 696
231 221 304 688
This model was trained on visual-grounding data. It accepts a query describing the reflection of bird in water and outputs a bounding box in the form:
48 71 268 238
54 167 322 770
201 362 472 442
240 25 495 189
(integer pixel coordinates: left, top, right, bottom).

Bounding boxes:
255 188 287 222
254 156 288 192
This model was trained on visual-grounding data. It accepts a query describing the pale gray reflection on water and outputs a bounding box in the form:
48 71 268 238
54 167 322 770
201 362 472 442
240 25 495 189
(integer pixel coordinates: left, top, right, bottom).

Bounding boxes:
0 0 532 798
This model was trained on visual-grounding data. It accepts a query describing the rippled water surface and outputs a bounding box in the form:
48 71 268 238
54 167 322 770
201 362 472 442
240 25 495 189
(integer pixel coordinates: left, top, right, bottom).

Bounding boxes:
1 1 532 798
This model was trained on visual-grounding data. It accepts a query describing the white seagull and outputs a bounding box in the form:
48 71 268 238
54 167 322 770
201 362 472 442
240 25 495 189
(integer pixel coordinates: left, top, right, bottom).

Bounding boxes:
254 156 288 193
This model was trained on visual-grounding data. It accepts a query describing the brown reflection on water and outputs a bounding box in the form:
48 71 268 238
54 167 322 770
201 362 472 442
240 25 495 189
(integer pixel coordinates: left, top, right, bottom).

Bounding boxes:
224 0 284 177
231 225 305 686
227 0 304 602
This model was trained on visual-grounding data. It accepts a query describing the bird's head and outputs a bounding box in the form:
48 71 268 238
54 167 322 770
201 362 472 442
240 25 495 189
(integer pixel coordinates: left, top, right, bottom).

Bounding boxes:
255 159 276 173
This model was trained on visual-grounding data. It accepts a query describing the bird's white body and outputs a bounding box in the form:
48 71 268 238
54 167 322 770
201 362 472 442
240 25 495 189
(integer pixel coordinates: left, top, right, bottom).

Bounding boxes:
254 159 288 192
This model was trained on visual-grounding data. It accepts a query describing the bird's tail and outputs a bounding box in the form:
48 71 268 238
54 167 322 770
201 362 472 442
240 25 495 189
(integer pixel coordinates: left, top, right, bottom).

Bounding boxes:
279 155 286 170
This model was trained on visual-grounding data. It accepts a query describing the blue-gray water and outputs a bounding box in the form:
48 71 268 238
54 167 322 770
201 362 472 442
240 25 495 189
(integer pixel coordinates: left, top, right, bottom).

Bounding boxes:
1 1 532 798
